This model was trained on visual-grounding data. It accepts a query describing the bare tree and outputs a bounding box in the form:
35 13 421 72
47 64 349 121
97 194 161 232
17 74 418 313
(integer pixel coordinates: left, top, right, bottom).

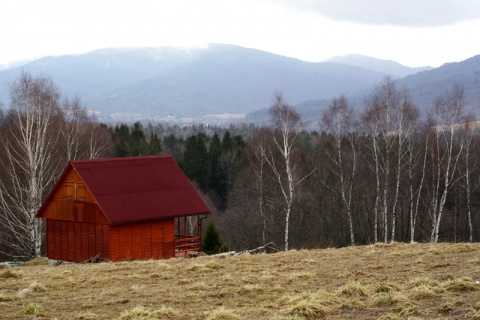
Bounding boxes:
0 72 63 258
263 93 315 251
247 128 276 246
407 124 428 243
321 95 358 245
428 84 465 243
362 97 382 243
362 78 418 243
389 89 418 241
60 96 88 160
458 116 478 242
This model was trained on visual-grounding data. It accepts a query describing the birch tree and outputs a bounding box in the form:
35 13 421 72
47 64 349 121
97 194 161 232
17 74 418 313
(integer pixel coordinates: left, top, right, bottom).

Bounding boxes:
362 78 417 242
361 97 382 243
458 117 478 242
0 72 63 258
263 93 314 251
321 95 358 245
389 89 418 241
407 124 428 242
428 84 465 243
60 96 87 160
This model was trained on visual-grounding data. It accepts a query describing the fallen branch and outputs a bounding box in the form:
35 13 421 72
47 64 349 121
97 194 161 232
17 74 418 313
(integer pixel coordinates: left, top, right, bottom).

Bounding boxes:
81 254 109 264
213 242 281 256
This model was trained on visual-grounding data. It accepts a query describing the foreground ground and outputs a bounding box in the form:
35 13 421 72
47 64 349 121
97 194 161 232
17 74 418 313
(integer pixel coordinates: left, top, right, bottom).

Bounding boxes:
1 242 480 319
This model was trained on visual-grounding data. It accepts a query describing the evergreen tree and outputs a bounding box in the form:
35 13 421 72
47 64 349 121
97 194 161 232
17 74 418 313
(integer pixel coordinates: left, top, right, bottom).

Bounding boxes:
202 220 228 255
113 124 131 157
129 121 147 156
145 132 162 155
183 134 209 192
208 133 222 190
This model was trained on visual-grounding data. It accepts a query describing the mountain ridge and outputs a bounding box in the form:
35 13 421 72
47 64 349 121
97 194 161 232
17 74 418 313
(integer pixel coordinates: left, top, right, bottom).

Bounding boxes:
0 44 478 123
326 53 431 78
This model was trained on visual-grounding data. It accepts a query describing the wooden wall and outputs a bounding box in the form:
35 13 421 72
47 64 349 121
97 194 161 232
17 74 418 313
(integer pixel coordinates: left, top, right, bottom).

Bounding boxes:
47 219 109 262
43 166 178 262
109 219 175 261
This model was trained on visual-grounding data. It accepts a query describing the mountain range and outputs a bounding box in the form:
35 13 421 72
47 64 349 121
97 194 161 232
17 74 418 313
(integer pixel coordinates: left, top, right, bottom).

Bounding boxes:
0 44 478 123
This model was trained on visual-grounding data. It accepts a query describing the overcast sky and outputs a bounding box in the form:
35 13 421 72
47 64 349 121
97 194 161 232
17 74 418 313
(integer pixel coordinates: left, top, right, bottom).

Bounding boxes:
1 0 480 68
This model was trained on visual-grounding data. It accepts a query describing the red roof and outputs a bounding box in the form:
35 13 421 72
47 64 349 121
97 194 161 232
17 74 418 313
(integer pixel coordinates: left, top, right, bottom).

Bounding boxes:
38 155 210 224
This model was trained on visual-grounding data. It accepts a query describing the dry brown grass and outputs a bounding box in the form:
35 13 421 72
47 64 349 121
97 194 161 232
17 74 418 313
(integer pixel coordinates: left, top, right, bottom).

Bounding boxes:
1 242 480 319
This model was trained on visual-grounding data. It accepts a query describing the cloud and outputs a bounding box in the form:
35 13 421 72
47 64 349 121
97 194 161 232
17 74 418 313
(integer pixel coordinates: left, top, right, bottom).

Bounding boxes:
271 0 480 27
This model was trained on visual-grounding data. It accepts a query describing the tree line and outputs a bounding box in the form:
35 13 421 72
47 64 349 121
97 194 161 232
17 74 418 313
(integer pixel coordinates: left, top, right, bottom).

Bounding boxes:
219 78 480 251
0 72 479 260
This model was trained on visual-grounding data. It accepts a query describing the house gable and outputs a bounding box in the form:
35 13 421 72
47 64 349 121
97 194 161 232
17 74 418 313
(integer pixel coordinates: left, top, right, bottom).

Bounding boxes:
36 165 109 224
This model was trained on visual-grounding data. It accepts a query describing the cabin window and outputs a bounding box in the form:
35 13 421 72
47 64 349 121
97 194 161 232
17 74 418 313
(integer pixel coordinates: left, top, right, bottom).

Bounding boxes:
64 182 86 201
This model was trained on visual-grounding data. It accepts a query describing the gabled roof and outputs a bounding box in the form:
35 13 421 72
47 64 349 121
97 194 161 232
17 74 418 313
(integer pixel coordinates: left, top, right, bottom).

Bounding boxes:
37 155 210 224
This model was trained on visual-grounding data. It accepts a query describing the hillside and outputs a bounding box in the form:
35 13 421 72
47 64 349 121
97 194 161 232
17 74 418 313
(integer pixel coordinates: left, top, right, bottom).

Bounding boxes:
251 54 480 123
327 54 431 78
1 46 479 123
1 243 480 319
0 45 386 122
396 55 480 116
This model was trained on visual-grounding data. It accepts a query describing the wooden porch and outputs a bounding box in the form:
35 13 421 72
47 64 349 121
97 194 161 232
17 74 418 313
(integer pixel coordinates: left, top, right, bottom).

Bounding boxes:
174 214 206 257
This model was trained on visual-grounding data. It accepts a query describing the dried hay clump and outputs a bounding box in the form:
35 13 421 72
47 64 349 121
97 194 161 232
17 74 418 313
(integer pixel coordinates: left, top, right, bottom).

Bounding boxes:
205 307 241 320
405 276 444 301
23 257 49 266
370 291 411 307
409 285 440 300
120 304 179 319
442 277 478 292
286 290 340 318
76 312 98 320
336 281 370 297
0 266 22 279
29 281 47 292
19 303 42 315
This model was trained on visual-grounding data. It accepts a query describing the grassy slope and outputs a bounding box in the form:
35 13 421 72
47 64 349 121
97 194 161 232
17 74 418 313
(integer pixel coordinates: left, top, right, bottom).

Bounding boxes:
1 242 480 319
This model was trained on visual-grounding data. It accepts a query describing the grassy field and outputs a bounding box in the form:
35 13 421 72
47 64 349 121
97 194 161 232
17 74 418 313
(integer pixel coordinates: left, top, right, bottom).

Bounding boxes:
1 242 480 319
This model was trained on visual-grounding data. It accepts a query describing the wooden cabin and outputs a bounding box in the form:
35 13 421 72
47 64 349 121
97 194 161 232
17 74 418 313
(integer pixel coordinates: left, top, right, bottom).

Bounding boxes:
36 155 210 262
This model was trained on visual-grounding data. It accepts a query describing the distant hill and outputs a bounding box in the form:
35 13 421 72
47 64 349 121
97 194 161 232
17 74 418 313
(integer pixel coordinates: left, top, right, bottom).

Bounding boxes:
396 54 480 116
0 45 386 122
0 45 478 124
327 54 431 78
250 55 480 124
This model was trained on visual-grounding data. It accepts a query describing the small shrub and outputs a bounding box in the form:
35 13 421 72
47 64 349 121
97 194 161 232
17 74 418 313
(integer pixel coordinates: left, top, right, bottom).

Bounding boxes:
202 220 229 255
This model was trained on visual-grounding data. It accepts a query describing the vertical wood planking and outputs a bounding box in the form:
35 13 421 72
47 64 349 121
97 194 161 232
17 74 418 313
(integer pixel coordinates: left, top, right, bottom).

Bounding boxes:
163 219 175 258
74 222 82 262
120 225 133 260
102 225 109 259
110 226 121 262
142 223 152 259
